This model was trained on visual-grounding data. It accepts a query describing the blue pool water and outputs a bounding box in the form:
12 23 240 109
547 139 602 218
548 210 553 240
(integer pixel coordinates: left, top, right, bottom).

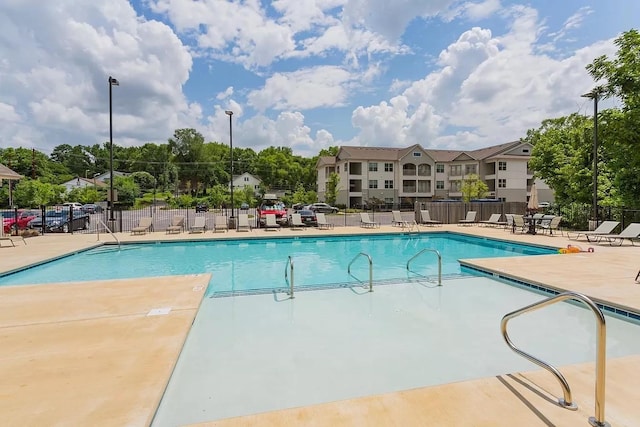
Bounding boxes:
0 233 555 295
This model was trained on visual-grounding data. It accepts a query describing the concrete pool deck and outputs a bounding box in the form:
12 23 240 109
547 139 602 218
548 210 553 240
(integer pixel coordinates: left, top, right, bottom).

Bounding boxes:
0 224 639 426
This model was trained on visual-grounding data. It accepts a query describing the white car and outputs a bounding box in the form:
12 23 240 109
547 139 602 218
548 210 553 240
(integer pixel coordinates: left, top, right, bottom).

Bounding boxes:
62 202 84 211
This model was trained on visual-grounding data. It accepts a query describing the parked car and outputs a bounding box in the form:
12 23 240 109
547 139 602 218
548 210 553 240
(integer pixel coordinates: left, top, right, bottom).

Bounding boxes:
289 209 317 227
257 194 288 226
2 210 39 234
195 203 209 213
28 209 90 233
63 202 84 210
240 203 249 210
308 202 339 214
81 203 103 214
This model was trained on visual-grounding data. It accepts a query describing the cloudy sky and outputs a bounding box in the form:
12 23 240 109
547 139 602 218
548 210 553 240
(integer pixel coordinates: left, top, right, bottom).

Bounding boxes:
0 0 637 157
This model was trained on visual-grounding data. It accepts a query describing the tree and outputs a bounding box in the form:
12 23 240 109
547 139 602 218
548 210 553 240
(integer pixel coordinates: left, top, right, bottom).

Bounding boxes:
325 172 339 206
113 176 140 207
460 174 488 202
130 171 156 192
11 179 65 207
239 185 256 207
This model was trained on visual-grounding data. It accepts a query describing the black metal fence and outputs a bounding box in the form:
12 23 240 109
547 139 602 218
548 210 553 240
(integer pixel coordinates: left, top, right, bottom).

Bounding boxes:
5 202 640 234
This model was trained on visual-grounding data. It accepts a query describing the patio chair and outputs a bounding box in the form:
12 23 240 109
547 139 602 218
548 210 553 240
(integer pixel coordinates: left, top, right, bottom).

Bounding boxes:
189 216 207 233
165 215 185 234
290 213 305 230
359 212 379 228
566 221 620 241
479 213 505 227
538 216 563 235
213 215 228 232
391 210 408 227
458 211 477 226
264 214 281 231
590 223 640 246
316 212 334 230
0 227 26 247
511 215 527 234
236 213 251 232
131 217 153 235
419 210 441 226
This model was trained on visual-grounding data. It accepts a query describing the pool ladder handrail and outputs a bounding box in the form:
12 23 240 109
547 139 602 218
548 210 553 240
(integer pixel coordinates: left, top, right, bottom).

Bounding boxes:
501 291 609 427
406 248 442 286
347 252 373 292
97 219 121 250
284 255 294 298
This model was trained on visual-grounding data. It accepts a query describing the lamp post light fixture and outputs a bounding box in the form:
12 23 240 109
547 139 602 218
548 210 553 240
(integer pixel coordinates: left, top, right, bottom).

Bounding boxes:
225 110 234 221
108 76 119 222
581 86 603 226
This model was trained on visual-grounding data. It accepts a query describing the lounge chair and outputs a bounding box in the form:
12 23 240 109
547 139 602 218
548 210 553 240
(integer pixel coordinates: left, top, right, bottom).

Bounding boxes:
213 215 228 232
189 216 207 233
511 215 527 234
479 213 505 227
165 215 185 234
131 217 153 235
0 226 26 247
264 214 281 231
289 213 305 230
236 213 251 232
419 210 441 226
316 212 334 230
458 211 477 226
566 221 620 241
590 223 640 246
391 210 408 227
359 212 379 228
538 216 563 235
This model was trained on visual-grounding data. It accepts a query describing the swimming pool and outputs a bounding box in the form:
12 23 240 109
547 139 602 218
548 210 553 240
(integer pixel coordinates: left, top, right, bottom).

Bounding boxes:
0 233 555 295
151 276 640 426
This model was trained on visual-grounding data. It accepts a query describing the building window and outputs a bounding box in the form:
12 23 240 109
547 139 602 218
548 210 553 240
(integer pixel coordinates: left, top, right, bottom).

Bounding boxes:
368 180 378 189
499 161 507 171
436 164 444 173
450 180 461 192
384 197 394 205
413 152 422 157
337 166 340 173
498 179 506 188
417 164 431 176
384 180 394 189
384 163 393 172
450 165 462 175
418 180 430 193
465 165 476 175
436 181 444 190
368 162 378 172
402 163 416 175
244 176 249 182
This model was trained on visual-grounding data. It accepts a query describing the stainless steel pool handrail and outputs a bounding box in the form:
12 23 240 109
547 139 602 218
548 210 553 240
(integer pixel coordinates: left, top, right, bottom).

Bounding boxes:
347 252 373 292
406 248 442 286
284 255 294 298
97 219 121 250
501 291 609 427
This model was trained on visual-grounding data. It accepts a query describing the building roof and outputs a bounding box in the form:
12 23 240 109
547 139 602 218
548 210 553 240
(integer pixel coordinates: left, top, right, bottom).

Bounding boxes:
0 163 23 180
316 156 336 168
327 141 528 165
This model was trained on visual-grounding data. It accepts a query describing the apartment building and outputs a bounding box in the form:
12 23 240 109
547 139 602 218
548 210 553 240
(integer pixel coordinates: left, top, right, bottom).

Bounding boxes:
316 141 553 207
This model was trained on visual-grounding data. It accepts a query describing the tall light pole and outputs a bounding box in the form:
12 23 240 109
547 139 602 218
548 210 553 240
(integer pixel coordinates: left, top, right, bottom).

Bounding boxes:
581 87 602 226
225 110 234 221
108 76 119 222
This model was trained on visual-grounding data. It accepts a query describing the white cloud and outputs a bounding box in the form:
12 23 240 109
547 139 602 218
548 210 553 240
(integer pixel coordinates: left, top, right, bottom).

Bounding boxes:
247 66 355 111
0 0 197 153
216 87 234 100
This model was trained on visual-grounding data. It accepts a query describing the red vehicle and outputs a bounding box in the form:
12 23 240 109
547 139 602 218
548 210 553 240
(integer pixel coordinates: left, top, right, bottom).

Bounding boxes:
2 210 39 234
257 195 288 227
